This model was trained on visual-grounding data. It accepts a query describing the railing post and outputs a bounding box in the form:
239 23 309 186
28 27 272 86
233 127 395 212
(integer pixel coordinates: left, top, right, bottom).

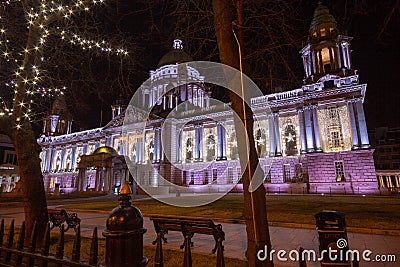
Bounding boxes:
28 221 38 267
41 223 51 267
5 219 14 262
16 221 26 265
216 238 225 267
102 181 148 267
89 227 98 266
183 232 193 267
55 224 65 267
154 232 164 267
0 219 4 246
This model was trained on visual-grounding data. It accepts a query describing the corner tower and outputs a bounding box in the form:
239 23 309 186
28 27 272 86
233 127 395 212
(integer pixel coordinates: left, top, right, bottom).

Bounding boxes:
300 2 354 84
42 95 73 136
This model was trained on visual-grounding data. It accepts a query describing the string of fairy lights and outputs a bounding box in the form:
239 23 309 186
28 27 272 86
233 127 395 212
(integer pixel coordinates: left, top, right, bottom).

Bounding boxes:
0 0 129 129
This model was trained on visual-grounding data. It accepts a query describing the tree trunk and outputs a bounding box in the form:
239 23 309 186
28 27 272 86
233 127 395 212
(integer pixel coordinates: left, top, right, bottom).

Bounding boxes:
11 123 48 248
212 1 273 266
10 19 48 248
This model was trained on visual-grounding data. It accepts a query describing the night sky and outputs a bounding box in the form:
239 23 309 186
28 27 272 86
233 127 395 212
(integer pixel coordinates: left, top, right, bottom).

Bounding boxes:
66 1 399 132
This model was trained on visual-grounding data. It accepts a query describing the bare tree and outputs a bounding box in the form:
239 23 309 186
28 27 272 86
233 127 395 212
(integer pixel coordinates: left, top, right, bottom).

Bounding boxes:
212 1 273 266
0 0 135 246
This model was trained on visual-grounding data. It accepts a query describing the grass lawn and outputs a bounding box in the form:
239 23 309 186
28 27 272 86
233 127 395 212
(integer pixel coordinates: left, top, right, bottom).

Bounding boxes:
62 194 400 230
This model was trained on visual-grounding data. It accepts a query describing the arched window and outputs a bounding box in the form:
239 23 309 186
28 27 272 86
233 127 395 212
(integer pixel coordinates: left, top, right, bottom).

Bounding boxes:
131 143 136 163
229 132 238 160
284 125 297 156
186 138 193 161
206 135 216 161
255 129 266 157
147 140 154 162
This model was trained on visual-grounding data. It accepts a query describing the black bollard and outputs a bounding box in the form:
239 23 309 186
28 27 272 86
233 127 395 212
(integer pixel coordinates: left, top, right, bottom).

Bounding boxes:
102 181 148 267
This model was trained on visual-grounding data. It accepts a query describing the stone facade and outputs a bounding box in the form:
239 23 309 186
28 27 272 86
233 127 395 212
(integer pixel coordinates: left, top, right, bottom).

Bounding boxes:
38 3 379 195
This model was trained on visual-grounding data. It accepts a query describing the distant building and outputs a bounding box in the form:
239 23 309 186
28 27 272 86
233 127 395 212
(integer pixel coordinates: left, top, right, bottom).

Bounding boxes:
369 127 400 191
0 134 20 193
38 3 379 195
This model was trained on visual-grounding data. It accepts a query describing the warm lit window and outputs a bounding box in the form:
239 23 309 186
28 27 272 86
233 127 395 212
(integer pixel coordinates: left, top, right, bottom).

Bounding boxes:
237 167 242 183
212 168 217 183
321 48 330 63
331 131 341 148
334 161 345 182
283 164 291 182
328 107 339 119
264 165 271 183
227 167 233 184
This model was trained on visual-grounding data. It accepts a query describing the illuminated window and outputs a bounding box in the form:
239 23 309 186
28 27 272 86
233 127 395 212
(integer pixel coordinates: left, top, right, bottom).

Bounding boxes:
334 161 345 182
331 131 341 148
328 107 339 119
237 167 242 183
283 164 291 182
227 167 233 184
264 165 271 183
212 168 217 183
189 170 194 185
321 48 330 63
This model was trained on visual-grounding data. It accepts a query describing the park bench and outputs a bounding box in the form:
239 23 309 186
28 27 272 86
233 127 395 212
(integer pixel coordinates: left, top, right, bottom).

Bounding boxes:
150 215 225 267
48 209 80 232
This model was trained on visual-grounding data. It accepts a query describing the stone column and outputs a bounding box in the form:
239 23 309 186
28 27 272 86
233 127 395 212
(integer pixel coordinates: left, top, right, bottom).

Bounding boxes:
177 129 183 163
195 124 203 161
104 167 110 192
70 146 76 171
105 136 111 147
135 138 141 164
304 107 315 153
302 55 308 77
217 122 227 160
329 47 334 68
298 109 307 154
355 99 370 148
60 147 65 172
154 127 161 163
386 176 392 188
342 43 349 68
43 148 49 172
311 51 317 74
75 169 81 191
312 105 322 152
378 175 384 188
268 114 276 156
95 167 100 191
347 100 360 149
318 50 323 73
48 147 55 173
345 43 351 68
335 44 342 69
274 113 282 156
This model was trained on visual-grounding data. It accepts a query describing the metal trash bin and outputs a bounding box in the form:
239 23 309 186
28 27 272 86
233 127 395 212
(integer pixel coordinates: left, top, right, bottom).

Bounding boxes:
315 211 350 266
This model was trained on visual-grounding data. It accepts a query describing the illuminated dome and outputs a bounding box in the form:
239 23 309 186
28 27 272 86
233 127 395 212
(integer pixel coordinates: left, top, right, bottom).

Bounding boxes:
157 39 193 67
92 146 119 156
309 2 337 37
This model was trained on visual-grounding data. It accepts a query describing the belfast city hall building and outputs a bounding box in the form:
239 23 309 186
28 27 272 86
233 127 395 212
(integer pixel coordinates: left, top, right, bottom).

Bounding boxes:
38 3 379 195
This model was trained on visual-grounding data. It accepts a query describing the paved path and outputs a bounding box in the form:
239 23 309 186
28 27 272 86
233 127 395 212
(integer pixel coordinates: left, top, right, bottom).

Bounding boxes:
1 206 399 267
